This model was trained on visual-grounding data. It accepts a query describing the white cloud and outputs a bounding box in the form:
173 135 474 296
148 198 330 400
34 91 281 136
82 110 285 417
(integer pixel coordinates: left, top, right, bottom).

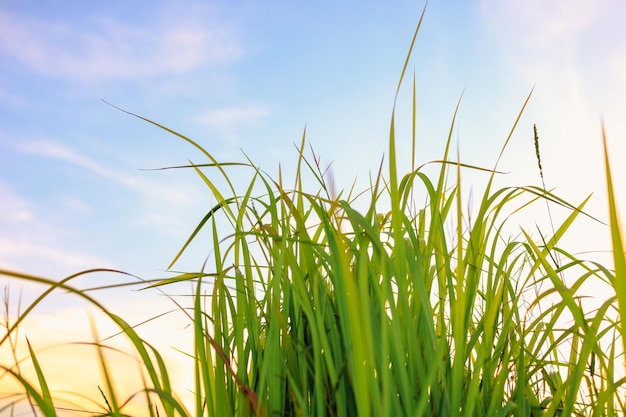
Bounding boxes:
12 139 199 210
0 182 34 224
0 6 242 82
14 139 141 189
0 136 210 278
0 240 109 273
0 181 111 275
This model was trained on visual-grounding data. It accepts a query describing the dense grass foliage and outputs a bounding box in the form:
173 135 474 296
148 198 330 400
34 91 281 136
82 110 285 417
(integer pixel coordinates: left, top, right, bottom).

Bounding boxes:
2 11 626 417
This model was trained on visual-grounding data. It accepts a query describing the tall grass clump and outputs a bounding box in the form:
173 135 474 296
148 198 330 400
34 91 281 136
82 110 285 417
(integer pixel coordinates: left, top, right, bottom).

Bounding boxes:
2 8 626 417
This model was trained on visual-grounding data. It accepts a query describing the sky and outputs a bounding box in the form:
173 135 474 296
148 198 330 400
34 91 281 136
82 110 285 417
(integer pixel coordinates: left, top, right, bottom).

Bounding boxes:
1 0 626 413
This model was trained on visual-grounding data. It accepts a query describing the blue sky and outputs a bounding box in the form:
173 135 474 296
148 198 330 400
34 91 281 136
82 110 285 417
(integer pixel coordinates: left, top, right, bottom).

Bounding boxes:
0 1 498 281
1 0 625 411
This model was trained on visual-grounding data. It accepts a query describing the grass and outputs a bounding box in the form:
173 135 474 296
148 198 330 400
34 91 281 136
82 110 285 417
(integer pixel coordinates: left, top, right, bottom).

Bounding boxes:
2 9 626 416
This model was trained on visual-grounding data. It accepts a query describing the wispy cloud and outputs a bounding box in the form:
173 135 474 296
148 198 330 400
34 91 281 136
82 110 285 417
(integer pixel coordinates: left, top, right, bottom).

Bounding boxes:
0 5 242 82
11 136 211 236
0 181 110 274
14 139 142 189
13 139 189 199
1 136 210 277
0 239 109 273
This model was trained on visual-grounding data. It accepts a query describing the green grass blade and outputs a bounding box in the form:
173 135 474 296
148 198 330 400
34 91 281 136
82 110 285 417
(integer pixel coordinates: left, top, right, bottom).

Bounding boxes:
602 123 626 370
25 338 55 413
0 365 56 416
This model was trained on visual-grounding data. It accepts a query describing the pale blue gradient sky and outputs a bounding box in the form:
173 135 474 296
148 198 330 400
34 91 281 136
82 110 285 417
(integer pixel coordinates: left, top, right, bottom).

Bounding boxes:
2 0 623 280
1 0 625 410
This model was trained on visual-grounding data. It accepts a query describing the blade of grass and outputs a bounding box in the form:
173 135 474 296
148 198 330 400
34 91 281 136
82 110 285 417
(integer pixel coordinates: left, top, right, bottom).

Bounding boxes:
25 338 55 414
601 122 626 370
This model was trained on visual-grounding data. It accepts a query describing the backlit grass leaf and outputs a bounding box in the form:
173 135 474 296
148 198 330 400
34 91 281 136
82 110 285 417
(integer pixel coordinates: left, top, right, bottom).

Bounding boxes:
602 123 626 370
